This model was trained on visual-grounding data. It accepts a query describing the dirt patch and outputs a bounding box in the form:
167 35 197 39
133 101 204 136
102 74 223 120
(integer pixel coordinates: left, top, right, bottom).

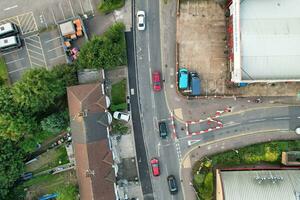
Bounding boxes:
177 0 227 96
177 0 300 97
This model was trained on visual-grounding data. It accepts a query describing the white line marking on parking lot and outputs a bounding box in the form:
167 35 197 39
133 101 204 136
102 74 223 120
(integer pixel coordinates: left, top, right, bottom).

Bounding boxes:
68 0 75 17
51 8 57 24
59 3 66 20
49 54 66 61
87 0 94 14
2 48 23 55
37 36 48 69
4 5 18 11
8 66 27 74
274 117 290 120
25 42 42 50
45 36 61 44
6 58 24 65
29 55 46 63
249 119 266 123
78 0 85 14
27 48 43 56
31 62 43 67
48 45 64 52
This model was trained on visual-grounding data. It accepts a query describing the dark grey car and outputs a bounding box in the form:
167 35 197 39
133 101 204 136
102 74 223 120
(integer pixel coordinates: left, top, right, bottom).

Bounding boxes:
167 175 178 194
159 121 168 138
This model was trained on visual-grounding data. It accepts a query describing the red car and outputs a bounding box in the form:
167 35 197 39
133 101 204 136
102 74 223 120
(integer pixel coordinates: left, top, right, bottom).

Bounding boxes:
150 158 160 176
152 71 162 91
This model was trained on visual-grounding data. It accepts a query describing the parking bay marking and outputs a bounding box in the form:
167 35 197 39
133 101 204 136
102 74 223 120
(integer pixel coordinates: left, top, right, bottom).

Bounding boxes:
6 58 24 65
4 5 18 11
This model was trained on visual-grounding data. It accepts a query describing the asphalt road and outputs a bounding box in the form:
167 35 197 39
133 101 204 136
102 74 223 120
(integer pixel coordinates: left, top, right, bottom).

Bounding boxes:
179 106 300 154
134 0 184 199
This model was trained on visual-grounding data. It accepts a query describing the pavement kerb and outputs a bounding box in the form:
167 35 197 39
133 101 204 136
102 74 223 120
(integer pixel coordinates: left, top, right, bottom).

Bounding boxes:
179 128 290 200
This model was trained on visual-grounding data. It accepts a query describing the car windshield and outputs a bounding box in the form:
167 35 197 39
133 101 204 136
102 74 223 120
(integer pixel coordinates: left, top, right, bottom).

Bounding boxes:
118 113 122 118
152 163 159 168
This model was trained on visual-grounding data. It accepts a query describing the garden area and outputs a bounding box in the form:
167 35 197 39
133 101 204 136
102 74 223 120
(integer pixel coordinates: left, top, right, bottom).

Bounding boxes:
0 56 10 86
193 140 300 200
13 171 78 200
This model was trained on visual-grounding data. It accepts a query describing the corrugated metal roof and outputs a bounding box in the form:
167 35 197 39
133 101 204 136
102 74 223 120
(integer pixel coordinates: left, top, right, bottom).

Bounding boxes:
240 0 300 81
221 170 300 200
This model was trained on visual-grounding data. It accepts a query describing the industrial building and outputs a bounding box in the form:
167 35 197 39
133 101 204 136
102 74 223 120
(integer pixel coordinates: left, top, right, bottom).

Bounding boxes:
216 168 300 200
227 0 300 83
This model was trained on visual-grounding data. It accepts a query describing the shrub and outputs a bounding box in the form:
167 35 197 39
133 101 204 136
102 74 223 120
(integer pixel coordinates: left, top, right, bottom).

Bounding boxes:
98 0 125 14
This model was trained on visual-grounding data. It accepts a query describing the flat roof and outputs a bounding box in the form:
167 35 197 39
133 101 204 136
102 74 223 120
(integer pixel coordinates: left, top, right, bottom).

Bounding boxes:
240 0 300 81
220 170 300 200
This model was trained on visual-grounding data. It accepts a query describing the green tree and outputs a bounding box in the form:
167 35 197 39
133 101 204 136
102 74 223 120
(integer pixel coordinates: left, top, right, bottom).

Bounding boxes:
0 113 39 141
76 22 127 69
0 139 24 200
52 64 78 95
12 68 63 113
98 0 125 14
41 111 69 134
0 86 19 114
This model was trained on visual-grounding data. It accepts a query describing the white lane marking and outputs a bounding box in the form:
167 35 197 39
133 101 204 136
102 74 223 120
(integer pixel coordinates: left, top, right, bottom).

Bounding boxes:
157 142 160 157
249 119 266 123
6 58 24 65
68 0 75 17
4 5 18 11
223 122 241 127
2 47 23 55
273 117 290 120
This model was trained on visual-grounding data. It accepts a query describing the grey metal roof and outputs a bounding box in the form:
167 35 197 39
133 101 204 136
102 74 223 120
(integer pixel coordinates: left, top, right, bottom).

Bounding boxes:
221 170 300 200
240 0 300 80
71 112 109 144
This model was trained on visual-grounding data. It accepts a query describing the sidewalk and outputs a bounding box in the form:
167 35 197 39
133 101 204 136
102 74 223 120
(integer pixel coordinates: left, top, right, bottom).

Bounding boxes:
180 131 300 200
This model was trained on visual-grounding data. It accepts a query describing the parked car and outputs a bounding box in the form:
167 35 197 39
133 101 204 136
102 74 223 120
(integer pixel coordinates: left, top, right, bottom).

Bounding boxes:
295 127 300 135
159 121 168 138
189 72 201 96
178 68 188 89
152 71 162 91
113 111 130 122
21 172 33 181
137 11 145 31
150 158 160 176
167 175 178 194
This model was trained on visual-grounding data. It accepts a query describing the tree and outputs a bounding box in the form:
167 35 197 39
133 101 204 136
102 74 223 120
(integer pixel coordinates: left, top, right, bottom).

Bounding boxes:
0 113 39 141
52 64 78 95
0 86 19 114
76 22 127 69
12 68 63 113
0 139 24 200
41 111 69 134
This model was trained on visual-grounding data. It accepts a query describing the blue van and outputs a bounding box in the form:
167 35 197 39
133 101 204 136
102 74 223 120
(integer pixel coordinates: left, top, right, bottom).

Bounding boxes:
178 68 188 89
190 72 201 96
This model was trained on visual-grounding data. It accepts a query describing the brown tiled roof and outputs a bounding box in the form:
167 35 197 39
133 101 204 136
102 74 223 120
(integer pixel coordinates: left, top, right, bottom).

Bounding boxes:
67 83 115 200
74 140 115 200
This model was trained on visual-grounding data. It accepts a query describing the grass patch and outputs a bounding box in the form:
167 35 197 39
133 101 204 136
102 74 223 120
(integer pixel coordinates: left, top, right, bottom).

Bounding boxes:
111 79 126 106
14 171 78 200
193 140 300 199
0 57 10 86
26 145 69 174
111 120 129 134
98 0 125 14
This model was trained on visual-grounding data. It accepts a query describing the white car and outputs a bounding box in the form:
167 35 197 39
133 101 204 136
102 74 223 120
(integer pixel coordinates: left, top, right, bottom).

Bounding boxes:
296 127 300 135
113 111 130 122
137 10 145 31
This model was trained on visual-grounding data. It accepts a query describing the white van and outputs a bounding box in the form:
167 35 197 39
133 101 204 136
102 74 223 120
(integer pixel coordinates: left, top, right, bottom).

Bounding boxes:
0 35 22 52
0 23 19 38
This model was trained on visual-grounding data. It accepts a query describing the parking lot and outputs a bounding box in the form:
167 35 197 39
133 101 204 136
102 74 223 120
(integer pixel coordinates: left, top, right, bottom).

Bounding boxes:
177 0 227 96
0 0 94 82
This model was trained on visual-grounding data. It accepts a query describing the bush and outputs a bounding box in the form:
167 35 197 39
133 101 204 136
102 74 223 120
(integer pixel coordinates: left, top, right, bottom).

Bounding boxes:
111 120 128 134
57 184 79 200
76 22 127 70
110 103 127 112
98 0 125 14
41 111 69 134
198 172 213 200
0 56 10 86
111 79 126 105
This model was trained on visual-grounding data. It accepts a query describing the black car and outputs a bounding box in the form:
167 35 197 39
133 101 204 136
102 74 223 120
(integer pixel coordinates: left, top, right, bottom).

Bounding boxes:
159 121 168 138
167 175 178 194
